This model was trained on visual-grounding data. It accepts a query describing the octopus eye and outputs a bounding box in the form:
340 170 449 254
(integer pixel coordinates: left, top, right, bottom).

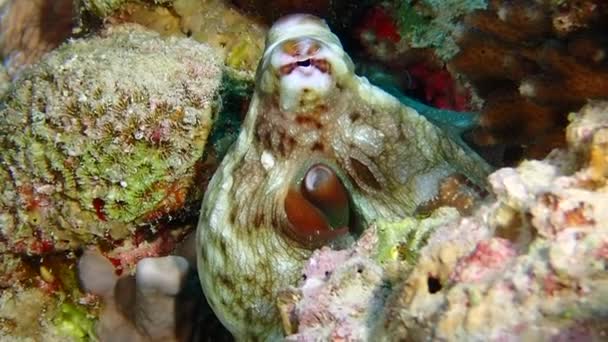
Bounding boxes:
283 164 350 248
302 164 349 228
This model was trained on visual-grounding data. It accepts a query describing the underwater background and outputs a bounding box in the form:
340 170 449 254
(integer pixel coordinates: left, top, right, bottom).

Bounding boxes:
0 0 607 341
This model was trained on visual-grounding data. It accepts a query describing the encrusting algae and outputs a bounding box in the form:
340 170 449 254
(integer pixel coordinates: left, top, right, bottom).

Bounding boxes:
0 24 223 255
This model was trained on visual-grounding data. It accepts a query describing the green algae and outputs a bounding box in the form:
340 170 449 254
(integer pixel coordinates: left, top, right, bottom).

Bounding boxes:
374 207 460 265
54 302 97 341
396 0 487 60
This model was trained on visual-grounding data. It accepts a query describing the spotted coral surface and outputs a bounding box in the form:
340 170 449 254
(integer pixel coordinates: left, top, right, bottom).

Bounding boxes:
0 24 222 255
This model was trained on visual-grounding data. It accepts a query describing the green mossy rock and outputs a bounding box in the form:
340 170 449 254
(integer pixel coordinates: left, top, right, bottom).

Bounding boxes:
0 24 223 254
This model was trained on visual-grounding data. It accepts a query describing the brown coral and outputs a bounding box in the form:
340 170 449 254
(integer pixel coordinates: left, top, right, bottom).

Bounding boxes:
0 0 74 76
416 173 487 216
450 0 608 163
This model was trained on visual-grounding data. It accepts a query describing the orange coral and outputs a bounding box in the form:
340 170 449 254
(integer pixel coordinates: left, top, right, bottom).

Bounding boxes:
416 174 486 216
0 0 73 76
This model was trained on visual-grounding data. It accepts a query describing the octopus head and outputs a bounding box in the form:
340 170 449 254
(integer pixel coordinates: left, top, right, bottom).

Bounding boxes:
256 14 355 113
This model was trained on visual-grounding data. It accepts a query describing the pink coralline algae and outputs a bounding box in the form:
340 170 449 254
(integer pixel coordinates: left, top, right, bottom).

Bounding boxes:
450 238 516 284
278 229 389 341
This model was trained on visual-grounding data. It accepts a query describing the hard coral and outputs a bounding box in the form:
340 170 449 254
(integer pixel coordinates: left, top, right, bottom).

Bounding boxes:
279 229 390 341
378 101 608 340
450 0 608 162
0 0 74 77
79 0 267 74
0 24 222 255
279 208 461 340
78 251 197 341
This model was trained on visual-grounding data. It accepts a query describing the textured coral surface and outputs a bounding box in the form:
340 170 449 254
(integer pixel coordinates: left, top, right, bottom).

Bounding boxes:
451 0 608 161
380 101 608 340
280 230 389 341
0 24 222 255
356 1 608 164
80 0 268 74
283 101 608 340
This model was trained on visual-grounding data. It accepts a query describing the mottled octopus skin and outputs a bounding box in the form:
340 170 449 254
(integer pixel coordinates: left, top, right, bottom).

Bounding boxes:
196 14 491 340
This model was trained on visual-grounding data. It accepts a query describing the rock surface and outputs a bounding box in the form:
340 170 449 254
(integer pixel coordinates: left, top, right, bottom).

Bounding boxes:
0 24 222 254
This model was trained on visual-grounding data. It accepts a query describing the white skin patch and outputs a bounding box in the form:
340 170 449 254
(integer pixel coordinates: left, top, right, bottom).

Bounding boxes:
269 38 336 112
279 69 332 112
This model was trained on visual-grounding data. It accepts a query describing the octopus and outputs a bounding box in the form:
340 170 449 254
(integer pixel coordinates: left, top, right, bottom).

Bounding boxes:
196 14 491 340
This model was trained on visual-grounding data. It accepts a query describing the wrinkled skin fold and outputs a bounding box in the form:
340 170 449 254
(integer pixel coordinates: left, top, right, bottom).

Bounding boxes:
197 14 491 340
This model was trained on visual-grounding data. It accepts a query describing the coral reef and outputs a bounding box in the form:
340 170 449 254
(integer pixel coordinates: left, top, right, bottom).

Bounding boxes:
0 24 223 255
356 1 608 163
279 208 459 340
78 0 268 74
170 0 266 73
280 100 608 340
0 285 95 341
357 0 487 63
278 229 389 341
0 0 74 77
380 103 608 339
0 251 97 342
196 14 490 340
0 63 9 97
450 0 608 161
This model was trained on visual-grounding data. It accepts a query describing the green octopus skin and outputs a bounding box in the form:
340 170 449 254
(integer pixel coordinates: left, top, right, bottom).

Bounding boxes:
196 14 491 340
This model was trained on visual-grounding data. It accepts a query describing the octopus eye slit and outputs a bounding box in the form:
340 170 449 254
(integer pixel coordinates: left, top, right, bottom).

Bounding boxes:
349 157 383 191
297 59 311 67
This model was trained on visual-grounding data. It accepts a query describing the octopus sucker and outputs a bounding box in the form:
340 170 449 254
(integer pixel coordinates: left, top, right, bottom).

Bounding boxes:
196 14 491 340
